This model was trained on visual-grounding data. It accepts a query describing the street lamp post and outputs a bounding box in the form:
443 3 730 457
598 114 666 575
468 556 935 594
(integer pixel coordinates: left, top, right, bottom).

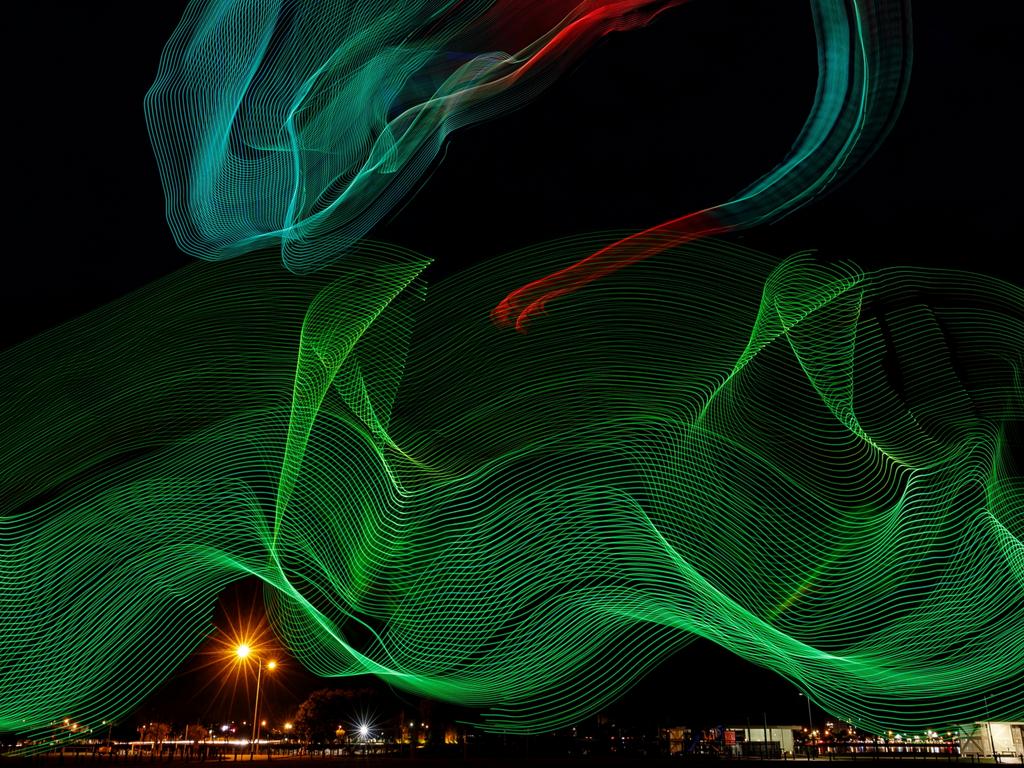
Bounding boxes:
984 696 998 764
800 693 813 759
235 645 277 760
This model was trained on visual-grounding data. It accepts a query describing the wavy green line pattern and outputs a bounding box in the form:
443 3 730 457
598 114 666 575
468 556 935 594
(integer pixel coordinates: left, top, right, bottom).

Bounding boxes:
1 236 1021 740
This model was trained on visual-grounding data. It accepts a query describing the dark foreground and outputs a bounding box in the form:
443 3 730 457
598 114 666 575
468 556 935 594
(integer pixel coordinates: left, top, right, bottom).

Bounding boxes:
3 757 1017 767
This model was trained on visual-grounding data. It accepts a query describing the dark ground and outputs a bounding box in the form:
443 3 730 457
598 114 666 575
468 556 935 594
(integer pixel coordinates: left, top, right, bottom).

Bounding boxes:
0 757 1010 767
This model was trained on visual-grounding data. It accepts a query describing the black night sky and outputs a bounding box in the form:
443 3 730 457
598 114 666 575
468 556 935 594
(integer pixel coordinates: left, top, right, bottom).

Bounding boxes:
4 0 1020 737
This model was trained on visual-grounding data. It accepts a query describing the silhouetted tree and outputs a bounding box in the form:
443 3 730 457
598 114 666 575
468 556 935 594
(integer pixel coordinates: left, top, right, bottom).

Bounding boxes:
143 722 171 744
294 688 371 745
183 723 209 742
143 721 171 759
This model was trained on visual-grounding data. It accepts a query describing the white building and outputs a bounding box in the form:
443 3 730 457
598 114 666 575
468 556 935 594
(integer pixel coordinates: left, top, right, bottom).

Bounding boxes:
733 725 802 757
959 722 1024 763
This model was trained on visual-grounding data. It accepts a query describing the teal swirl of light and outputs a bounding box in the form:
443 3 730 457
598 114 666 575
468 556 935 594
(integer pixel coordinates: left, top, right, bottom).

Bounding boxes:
143 0 689 272
144 0 912 278
1 236 1022 745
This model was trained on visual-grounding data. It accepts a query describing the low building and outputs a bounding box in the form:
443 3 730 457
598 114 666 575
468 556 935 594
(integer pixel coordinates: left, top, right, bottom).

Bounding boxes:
660 724 802 757
958 722 1024 763
729 725 803 758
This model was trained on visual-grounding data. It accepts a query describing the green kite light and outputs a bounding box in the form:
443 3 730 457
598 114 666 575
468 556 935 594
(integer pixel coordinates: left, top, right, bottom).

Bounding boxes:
1 236 1021 745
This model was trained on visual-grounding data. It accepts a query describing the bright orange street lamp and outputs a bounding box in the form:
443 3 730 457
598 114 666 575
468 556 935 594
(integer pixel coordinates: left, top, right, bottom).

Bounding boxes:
233 644 278 759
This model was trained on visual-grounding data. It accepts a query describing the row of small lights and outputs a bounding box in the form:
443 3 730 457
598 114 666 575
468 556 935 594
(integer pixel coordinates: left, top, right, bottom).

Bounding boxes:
47 654 965 749
800 727 957 741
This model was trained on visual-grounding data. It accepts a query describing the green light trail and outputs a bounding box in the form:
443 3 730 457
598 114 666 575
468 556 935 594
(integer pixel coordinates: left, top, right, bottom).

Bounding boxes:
1 235 1021 744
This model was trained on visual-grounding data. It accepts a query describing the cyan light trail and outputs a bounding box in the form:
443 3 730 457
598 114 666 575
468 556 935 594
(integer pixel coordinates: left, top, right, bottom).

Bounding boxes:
2 236 1021 745
145 0 689 272
145 0 912 314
